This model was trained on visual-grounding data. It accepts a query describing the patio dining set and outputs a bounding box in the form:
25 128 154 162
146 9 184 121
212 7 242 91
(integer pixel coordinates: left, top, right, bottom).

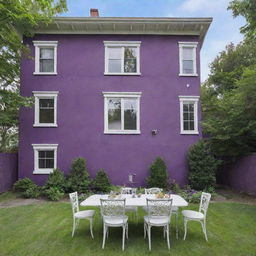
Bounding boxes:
69 187 211 251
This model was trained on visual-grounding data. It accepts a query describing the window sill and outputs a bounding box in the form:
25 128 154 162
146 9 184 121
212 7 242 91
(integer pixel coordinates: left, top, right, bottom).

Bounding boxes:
33 72 57 76
104 130 141 135
33 124 58 127
179 73 198 77
104 72 141 76
33 169 53 174
180 131 199 135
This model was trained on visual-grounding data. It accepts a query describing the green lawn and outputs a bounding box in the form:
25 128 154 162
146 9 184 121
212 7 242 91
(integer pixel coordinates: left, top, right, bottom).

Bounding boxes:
0 199 255 256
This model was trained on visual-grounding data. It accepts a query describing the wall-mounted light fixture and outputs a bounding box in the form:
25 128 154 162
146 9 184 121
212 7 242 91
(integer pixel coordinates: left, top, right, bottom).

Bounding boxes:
151 129 158 135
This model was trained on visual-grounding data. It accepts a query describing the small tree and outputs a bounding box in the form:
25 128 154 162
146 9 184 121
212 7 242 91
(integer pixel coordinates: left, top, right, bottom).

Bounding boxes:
92 169 111 193
147 157 168 189
66 158 90 193
44 168 66 193
188 140 221 191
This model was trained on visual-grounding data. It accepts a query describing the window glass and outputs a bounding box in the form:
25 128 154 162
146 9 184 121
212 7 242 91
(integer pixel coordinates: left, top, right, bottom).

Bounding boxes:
39 48 54 72
108 47 122 73
38 150 54 169
39 99 54 123
108 98 121 130
183 102 195 131
124 47 137 73
124 98 137 130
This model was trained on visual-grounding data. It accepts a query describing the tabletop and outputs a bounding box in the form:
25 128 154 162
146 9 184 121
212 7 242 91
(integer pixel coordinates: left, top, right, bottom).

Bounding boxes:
80 194 188 207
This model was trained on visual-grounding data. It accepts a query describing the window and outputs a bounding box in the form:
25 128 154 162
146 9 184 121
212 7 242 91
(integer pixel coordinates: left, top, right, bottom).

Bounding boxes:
32 144 58 174
103 92 141 134
179 42 198 76
104 41 141 75
179 96 199 134
33 41 58 75
33 91 58 127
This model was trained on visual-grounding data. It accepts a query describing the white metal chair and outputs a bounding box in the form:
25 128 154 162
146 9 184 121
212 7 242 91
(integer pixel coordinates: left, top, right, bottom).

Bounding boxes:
182 192 211 241
100 199 128 251
69 192 95 238
121 187 138 220
145 187 163 194
144 198 173 251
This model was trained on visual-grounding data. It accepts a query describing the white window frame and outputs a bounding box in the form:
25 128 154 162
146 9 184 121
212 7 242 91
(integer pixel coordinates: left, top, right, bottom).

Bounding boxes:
179 96 199 135
104 41 141 75
178 42 198 76
32 144 58 174
103 92 141 134
33 91 58 127
33 41 58 75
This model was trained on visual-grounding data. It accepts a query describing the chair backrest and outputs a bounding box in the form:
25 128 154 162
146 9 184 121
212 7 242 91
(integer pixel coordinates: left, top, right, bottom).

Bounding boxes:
199 192 211 216
69 192 79 216
100 199 126 218
121 187 137 194
145 187 162 194
146 199 173 218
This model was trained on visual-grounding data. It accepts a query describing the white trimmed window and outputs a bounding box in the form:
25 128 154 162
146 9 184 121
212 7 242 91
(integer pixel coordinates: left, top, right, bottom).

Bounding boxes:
179 96 199 134
33 41 58 75
179 42 198 76
32 144 58 174
103 92 141 134
33 91 58 127
104 41 141 75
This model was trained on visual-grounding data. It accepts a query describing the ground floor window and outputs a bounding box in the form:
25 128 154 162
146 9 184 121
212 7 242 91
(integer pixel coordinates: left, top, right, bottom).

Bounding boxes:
179 96 199 134
32 144 58 174
103 92 141 134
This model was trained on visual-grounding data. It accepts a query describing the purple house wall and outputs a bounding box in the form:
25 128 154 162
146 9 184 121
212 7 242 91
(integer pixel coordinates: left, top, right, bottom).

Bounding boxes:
19 17 211 186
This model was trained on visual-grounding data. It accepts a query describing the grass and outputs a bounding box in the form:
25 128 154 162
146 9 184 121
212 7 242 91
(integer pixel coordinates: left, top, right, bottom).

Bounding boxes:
0 198 256 256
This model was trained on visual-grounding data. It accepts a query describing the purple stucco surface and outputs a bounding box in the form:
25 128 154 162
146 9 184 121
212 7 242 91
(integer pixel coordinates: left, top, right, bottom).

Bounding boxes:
0 153 18 193
219 154 256 195
19 34 202 186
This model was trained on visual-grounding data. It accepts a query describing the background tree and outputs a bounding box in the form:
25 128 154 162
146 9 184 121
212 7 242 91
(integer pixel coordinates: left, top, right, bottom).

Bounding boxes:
228 0 256 40
0 0 67 151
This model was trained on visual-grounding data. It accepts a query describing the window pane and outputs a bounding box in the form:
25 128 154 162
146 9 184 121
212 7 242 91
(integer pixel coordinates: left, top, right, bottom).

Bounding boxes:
183 60 194 74
38 151 46 158
182 47 193 60
40 48 54 59
108 98 121 130
45 151 54 158
108 47 121 59
108 59 122 73
39 159 46 168
184 121 189 131
45 159 54 168
40 59 54 72
39 99 54 123
38 150 54 169
124 99 137 130
124 47 137 73
183 102 195 131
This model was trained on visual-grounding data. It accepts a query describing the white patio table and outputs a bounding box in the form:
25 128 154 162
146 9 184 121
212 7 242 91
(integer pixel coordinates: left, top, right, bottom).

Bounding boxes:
80 194 188 208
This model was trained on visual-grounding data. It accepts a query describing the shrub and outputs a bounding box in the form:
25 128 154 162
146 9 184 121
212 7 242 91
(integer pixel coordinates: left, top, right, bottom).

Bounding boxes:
22 185 40 198
44 187 64 201
188 140 221 191
147 157 168 189
92 169 111 193
44 168 66 193
13 178 35 192
66 158 90 193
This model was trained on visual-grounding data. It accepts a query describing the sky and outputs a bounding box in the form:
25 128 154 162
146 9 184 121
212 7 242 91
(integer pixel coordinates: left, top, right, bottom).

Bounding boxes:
61 0 246 82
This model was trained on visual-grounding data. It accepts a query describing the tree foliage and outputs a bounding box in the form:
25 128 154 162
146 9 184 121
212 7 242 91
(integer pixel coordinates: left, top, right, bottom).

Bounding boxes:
228 0 256 40
92 169 111 193
0 0 67 151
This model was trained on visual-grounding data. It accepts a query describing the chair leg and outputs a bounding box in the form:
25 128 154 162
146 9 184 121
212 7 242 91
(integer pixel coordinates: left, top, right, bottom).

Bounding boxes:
126 223 128 239
201 219 208 242
102 225 107 249
144 222 147 239
89 218 94 239
122 225 126 251
166 225 170 250
148 225 152 251
72 218 76 237
183 219 188 240
175 212 179 239
106 226 109 238
163 226 166 238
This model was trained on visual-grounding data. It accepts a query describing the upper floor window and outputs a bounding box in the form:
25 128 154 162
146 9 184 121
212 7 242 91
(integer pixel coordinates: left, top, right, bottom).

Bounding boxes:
104 41 141 75
33 91 58 127
33 41 58 75
179 96 199 134
179 42 198 76
103 92 141 134
32 144 58 174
